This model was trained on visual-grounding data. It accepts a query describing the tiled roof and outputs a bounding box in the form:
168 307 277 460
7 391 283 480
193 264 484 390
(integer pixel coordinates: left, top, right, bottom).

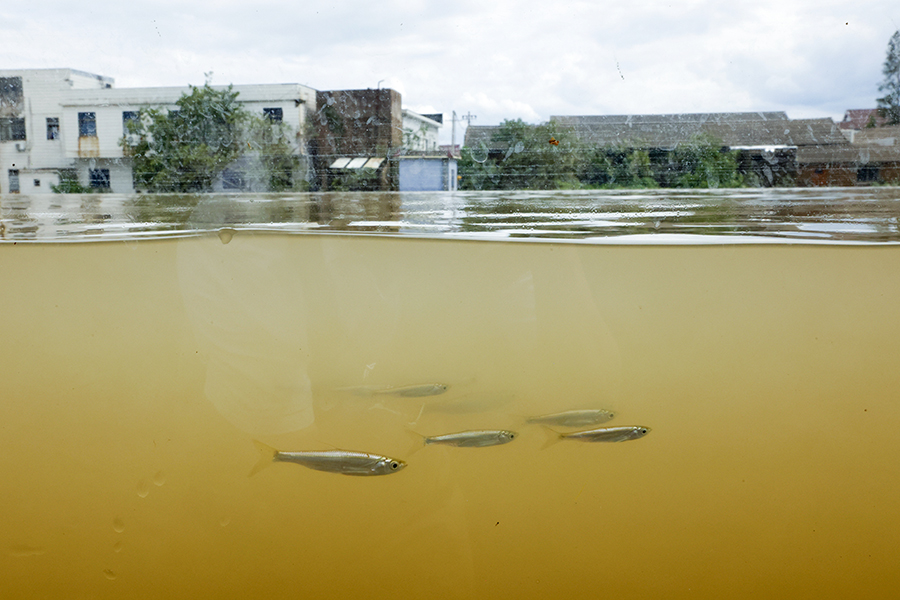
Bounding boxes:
464 112 848 150
840 109 889 130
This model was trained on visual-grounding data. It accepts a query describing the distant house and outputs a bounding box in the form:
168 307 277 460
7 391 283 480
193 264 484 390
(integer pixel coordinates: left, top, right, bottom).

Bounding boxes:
397 110 457 191
798 125 900 185
466 111 900 186
839 109 889 133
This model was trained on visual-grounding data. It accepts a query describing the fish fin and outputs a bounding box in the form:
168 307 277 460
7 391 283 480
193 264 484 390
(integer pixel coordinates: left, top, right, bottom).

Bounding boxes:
249 439 278 477
405 429 427 456
540 426 562 450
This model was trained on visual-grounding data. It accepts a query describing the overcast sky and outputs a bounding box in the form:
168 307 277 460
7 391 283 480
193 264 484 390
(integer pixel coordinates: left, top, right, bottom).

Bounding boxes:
3 0 899 143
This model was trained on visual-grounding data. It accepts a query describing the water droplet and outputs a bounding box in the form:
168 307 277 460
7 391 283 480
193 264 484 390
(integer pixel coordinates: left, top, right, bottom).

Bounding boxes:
152 471 165 486
113 541 124 553
136 480 150 498
217 228 235 244
219 517 231 527
113 518 125 533
103 569 117 580
470 142 488 164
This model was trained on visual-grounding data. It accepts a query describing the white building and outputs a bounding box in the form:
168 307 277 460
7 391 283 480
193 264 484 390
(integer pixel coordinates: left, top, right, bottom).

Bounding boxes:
1 68 453 193
0 68 316 194
399 109 457 191
401 109 442 153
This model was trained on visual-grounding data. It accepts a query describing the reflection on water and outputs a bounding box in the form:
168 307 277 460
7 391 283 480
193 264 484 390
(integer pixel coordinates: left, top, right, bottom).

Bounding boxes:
2 188 900 242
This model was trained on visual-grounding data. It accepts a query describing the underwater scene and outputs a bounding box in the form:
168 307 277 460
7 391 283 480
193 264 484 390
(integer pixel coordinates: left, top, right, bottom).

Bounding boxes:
2 189 900 599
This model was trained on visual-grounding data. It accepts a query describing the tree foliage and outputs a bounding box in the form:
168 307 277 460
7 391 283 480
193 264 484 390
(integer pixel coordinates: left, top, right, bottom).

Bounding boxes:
459 120 743 190
458 119 581 190
877 30 900 125
671 134 744 188
123 84 303 192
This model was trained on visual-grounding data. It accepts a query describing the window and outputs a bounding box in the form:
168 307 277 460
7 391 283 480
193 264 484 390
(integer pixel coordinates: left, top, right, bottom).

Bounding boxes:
78 112 97 137
89 168 110 189
47 117 60 140
34 179 40 187
263 107 283 122
0 117 26 141
0 77 23 112
858 165 879 182
8 169 19 193
122 111 138 135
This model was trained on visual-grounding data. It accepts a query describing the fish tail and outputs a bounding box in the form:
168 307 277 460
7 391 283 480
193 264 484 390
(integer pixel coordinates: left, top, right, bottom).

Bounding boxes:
405 429 427 456
540 426 563 450
249 439 278 477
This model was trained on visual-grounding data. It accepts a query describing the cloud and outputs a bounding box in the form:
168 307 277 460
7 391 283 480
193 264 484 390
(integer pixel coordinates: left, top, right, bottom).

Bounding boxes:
3 0 900 143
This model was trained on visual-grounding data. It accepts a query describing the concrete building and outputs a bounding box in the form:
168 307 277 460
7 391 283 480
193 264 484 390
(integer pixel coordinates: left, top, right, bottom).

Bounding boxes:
1 68 317 194
398 110 457 191
1 68 453 194
313 88 403 191
1 69 113 194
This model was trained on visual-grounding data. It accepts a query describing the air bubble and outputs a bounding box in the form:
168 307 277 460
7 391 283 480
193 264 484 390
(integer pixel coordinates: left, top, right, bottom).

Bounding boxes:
103 569 117 580
113 518 125 533
217 228 235 244
113 541 124 553
136 480 150 498
152 471 166 486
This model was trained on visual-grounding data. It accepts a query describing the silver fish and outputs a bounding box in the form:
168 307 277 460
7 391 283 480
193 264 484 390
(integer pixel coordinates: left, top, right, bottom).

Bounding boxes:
542 425 651 449
251 440 407 477
526 409 615 427
337 383 449 398
378 383 449 397
422 429 517 448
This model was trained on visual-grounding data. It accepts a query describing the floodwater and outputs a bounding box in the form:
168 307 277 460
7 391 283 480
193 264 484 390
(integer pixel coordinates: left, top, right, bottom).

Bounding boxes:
2 189 900 599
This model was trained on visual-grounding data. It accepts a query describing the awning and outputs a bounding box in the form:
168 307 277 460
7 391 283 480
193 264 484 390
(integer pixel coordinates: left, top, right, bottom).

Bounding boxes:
329 157 385 169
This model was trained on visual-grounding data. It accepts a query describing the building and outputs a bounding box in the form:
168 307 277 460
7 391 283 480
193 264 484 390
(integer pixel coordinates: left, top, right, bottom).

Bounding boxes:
839 109 889 135
312 88 402 191
1 69 113 194
398 110 457 191
466 111 900 186
0 68 317 194
2 68 453 194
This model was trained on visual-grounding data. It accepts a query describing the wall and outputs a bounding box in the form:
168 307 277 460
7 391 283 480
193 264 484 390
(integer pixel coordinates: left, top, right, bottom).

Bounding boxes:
399 157 457 191
314 89 402 191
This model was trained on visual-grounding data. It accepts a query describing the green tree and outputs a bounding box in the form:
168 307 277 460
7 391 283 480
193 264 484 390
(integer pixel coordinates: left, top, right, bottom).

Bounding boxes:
458 119 581 190
124 84 247 192
877 30 900 125
578 144 657 188
123 84 304 192
672 134 743 188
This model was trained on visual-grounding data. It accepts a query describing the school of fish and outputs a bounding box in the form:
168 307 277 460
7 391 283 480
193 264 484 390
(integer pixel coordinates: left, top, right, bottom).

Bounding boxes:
250 383 652 477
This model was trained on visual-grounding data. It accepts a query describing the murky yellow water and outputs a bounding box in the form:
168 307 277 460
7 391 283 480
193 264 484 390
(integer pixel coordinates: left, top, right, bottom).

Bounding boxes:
2 232 900 599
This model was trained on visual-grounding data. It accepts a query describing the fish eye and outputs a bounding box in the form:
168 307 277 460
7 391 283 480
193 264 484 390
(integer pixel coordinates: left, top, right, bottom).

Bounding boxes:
391 462 399 469
641 428 647 434
508 433 516 439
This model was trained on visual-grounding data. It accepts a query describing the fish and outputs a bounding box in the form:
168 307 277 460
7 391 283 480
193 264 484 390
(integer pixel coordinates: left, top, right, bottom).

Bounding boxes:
379 383 449 397
526 409 615 427
415 429 518 450
541 425 651 449
548 137 559 146
336 383 449 398
250 440 407 477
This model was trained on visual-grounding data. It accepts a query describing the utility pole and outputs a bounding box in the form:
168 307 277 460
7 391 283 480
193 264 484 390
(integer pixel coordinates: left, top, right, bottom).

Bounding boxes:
451 111 476 155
